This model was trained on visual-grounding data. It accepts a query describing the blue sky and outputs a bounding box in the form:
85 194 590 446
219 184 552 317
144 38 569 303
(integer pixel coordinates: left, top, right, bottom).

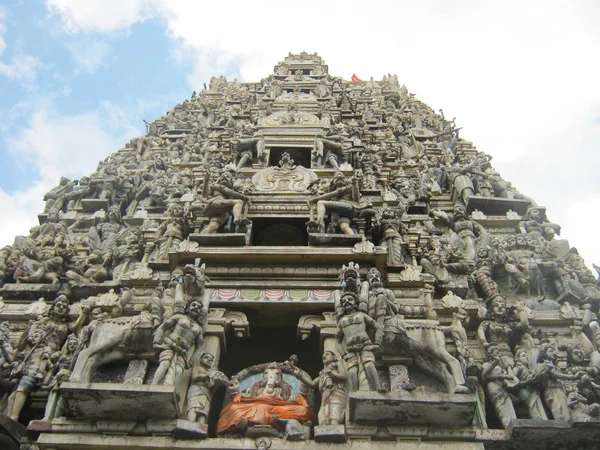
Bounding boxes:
0 0 191 192
0 0 599 269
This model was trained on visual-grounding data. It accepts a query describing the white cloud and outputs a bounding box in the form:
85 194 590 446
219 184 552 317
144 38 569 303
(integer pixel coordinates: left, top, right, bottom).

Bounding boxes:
0 6 7 53
33 0 600 267
46 0 155 34
0 6 42 85
7 108 122 180
0 53 42 84
0 183 48 247
0 102 141 246
65 37 111 73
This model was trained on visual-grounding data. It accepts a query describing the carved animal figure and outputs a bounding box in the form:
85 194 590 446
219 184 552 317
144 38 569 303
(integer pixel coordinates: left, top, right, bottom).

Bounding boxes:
70 267 207 383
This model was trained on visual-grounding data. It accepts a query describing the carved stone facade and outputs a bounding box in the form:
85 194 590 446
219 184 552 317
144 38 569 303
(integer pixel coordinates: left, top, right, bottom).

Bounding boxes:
0 52 598 449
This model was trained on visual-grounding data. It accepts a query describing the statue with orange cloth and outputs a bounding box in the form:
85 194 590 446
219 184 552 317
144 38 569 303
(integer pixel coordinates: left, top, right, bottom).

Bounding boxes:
216 362 316 435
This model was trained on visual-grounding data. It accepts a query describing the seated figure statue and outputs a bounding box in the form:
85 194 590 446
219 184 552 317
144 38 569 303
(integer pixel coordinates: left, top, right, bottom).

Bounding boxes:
307 171 371 235
198 169 251 234
216 362 315 435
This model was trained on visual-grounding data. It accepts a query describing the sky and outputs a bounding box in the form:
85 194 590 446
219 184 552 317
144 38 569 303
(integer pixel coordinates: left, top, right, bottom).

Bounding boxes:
0 0 599 269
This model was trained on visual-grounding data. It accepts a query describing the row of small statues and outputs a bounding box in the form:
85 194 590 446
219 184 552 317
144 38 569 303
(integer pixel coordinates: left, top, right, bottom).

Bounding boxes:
4 161 599 311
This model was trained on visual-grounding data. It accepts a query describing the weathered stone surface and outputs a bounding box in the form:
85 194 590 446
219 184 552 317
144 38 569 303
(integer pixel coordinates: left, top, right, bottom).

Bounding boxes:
314 424 347 442
0 414 26 449
60 383 180 420
465 196 531 215
189 233 247 247
348 391 477 427
173 419 207 439
308 233 363 247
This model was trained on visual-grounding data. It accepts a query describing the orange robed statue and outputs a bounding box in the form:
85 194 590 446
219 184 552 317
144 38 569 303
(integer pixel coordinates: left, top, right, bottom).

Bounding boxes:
216 363 315 434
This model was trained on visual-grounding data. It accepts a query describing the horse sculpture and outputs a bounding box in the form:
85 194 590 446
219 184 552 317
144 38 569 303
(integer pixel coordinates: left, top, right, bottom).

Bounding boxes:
337 264 469 394
69 265 208 384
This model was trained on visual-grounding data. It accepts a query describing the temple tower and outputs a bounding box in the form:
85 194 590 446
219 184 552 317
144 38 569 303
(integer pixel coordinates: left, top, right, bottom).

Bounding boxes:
0 53 599 450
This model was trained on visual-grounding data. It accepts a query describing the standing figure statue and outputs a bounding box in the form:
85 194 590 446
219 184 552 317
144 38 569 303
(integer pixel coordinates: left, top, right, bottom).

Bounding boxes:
43 334 80 421
185 352 229 424
536 343 585 421
6 295 85 420
377 206 409 265
511 346 548 420
481 349 519 428
477 295 530 427
335 291 383 392
0 322 14 394
152 299 207 386
294 350 348 425
446 156 488 204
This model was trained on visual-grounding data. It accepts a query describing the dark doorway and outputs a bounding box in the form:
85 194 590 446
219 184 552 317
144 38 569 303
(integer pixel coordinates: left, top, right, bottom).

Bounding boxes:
268 147 312 168
220 325 321 381
252 218 308 246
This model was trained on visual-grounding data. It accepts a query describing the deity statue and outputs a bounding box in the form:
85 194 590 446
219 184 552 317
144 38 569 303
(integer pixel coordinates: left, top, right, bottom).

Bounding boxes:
335 291 383 392
79 205 128 254
481 349 519 428
477 294 529 364
536 343 585 421
148 203 188 262
376 206 409 265
0 321 14 393
511 346 548 420
185 352 229 424
42 177 71 212
446 156 488 204
471 245 500 299
151 299 206 386
517 207 561 246
216 363 315 435
294 350 348 425
232 135 266 169
65 250 108 285
361 267 470 394
307 171 371 235
6 294 85 420
110 228 144 281
487 170 537 205
198 169 251 234
42 334 80 421
312 127 345 169
431 203 487 261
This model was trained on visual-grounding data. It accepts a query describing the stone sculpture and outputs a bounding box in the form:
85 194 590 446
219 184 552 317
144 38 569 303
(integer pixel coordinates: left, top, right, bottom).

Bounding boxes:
307 171 371 235
199 169 251 234
1 52 599 449
335 290 382 392
151 299 206 386
185 352 229 424
216 362 315 435
6 294 85 421
294 351 347 425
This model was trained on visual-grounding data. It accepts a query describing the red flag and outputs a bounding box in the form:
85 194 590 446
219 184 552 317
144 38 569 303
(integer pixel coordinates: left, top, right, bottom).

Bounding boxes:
351 73 363 82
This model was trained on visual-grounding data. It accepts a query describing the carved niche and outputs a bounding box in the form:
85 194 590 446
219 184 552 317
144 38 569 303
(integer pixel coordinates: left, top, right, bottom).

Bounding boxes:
251 153 317 193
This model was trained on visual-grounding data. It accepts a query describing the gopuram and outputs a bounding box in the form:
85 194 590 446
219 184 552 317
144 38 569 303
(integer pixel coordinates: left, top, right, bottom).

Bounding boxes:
0 52 599 450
